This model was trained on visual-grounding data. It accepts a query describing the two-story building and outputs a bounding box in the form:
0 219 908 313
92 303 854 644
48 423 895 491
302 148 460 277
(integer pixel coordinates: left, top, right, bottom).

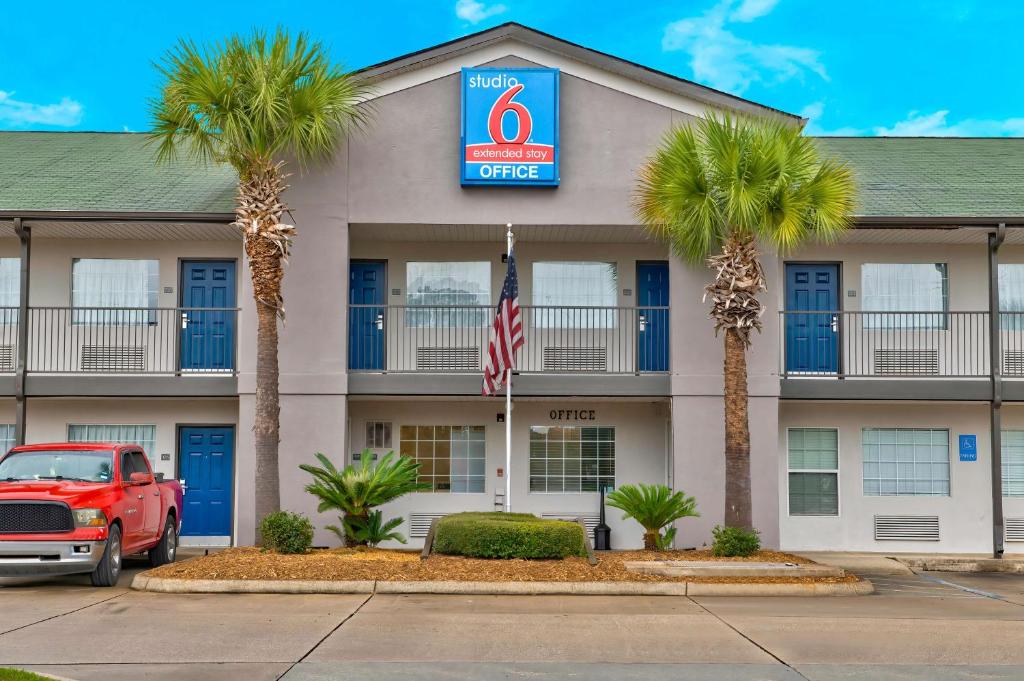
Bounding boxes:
2 23 1022 554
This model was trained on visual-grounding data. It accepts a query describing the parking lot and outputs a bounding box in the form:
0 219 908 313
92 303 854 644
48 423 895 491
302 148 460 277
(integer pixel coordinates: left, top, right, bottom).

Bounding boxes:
2 559 1024 681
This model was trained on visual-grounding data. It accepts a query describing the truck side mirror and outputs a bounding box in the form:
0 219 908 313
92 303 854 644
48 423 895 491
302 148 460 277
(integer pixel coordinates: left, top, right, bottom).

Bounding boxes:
129 472 154 486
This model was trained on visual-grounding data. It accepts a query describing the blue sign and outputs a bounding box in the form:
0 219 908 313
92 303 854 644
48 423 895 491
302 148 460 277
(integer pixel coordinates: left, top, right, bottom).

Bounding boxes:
959 434 977 462
460 67 559 186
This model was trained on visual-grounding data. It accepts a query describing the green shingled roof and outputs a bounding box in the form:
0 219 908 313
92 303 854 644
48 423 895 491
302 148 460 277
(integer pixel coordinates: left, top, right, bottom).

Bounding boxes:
1 132 1022 219
815 137 1024 219
0 132 237 214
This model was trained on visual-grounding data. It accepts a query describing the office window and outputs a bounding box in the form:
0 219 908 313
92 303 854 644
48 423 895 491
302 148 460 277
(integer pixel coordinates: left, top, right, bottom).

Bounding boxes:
406 262 490 327
529 425 614 493
862 428 949 496
533 262 618 328
861 263 947 328
1002 430 1024 497
0 424 14 453
365 421 392 449
1000 264 1024 329
399 425 485 493
72 259 159 324
788 428 839 516
68 424 156 456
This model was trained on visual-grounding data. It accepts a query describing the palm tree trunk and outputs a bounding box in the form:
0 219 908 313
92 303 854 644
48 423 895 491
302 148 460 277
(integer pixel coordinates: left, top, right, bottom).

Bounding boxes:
253 300 281 533
723 327 752 530
643 530 659 551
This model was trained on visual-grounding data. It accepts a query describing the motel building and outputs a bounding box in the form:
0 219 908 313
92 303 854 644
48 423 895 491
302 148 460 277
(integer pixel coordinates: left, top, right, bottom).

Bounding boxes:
2 23 1024 554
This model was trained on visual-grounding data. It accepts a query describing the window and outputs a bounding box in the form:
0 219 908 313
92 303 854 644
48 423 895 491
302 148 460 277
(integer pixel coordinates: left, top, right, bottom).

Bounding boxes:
0 258 19 324
0 424 14 453
862 428 949 496
399 425 485 493
1002 430 1024 497
68 424 156 456
861 263 947 328
533 262 618 328
72 259 159 325
1000 264 1024 329
529 425 614 493
365 421 392 449
787 428 839 516
406 262 490 327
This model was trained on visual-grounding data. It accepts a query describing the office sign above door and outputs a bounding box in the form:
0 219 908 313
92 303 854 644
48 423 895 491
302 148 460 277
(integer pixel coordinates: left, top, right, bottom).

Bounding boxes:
461 67 559 186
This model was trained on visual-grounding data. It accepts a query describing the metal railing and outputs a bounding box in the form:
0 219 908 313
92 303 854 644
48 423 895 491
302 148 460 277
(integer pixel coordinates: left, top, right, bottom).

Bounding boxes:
0 307 241 375
348 304 670 374
780 311 994 378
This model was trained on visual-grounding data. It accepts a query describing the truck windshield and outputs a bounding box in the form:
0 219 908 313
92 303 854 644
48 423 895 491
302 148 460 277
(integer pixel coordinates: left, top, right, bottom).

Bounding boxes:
0 450 114 482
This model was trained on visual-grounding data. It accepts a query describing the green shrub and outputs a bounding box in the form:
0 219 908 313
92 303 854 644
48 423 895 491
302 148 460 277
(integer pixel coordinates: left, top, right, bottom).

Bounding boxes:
605 483 699 550
327 509 407 547
433 512 587 559
711 525 760 557
259 511 314 554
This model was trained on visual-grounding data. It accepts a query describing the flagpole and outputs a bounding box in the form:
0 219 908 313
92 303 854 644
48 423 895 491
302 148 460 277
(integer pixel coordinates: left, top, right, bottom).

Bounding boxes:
505 224 514 513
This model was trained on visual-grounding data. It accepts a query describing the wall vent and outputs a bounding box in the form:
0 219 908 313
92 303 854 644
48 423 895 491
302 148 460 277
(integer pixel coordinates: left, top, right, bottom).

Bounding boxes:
1006 518 1024 542
416 347 479 372
542 347 607 372
0 345 14 372
409 513 448 538
80 345 146 372
1004 352 1024 376
541 513 601 534
873 349 939 376
874 514 940 541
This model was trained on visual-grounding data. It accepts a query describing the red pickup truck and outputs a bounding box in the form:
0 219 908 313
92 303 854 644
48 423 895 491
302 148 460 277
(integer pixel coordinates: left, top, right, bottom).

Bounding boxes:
0 442 183 586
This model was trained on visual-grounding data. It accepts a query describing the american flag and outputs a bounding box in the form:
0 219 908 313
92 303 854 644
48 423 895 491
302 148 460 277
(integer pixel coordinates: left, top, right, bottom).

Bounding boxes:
483 246 524 396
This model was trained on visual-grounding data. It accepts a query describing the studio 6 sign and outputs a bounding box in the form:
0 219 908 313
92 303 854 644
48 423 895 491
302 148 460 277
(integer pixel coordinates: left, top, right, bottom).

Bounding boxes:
461 67 559 186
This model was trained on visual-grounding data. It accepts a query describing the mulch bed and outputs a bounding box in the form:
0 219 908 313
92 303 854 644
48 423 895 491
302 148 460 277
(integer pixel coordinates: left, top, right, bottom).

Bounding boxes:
148 547 858 584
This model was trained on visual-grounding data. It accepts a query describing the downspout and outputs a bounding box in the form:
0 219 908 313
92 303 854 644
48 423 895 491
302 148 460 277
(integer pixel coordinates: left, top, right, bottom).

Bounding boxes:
989 223 1006 558
13 217 31 445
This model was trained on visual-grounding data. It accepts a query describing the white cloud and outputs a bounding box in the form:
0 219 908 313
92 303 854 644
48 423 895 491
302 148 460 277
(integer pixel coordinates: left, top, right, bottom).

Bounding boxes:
729 0 779 22
662 0 826 94
798 101 824 120
872 110 1024 137
0 90 83 127
455 0 507 24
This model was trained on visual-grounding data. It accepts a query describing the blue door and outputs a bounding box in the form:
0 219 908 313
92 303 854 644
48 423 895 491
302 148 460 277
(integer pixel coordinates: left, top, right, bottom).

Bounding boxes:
179 426 234 538
180 260 236 371
349 261 386 370
637 262 669 372
785 263 840 374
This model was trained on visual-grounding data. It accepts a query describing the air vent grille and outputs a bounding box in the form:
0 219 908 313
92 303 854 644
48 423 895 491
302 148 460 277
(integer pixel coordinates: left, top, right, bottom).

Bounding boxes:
874 349 939 376
0 345 14 372
540 513 601 534
1004 352 1024 376
80 345 146 372
1006 518 1024 542
874 514 940 541
409 513 447 538
542 347 607 372
416 347 479 372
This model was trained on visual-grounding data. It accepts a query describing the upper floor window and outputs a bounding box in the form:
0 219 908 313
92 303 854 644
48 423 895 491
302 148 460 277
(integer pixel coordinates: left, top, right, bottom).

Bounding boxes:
1000 264 1024 329
72 258 159 325
406 261 490 327
0 258 19 325
532 262 618 328
861 263 947 329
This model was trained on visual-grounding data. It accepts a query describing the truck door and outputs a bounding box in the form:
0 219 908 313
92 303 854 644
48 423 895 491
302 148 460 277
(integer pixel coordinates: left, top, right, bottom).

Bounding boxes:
132 450 162 538
119 450 146 550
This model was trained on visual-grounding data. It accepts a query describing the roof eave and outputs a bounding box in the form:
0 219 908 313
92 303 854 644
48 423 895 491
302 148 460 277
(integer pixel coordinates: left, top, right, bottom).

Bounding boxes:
855 215 1024 227
0 210 234 223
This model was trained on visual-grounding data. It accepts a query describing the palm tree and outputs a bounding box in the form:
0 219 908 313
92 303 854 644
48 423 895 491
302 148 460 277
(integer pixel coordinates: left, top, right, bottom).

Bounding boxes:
149 29 369 533
635 114 855 530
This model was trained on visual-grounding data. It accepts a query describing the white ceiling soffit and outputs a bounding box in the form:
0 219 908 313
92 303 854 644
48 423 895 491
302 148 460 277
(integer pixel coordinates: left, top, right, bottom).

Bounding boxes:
364 40 720 118
349 223 658 244
23 221 238 241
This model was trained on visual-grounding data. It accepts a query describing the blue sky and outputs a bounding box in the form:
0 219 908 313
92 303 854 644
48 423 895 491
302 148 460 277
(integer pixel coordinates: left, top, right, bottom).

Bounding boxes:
2 0 1022 136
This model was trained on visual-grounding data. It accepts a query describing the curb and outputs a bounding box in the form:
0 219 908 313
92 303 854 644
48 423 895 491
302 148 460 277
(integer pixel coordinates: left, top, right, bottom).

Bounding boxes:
132 573 873 596
897 558 1024 574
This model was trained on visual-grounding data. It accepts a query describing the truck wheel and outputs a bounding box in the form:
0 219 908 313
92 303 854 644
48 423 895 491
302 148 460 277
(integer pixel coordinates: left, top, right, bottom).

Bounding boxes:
148 516 178 567
90 524 122 587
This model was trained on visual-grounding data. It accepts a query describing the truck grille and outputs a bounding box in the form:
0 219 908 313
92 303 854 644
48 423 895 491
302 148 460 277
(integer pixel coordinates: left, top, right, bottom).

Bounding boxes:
0 502 75 534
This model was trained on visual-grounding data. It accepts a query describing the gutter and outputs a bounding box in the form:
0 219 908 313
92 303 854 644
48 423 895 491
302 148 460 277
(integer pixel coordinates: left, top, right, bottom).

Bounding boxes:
0 210 233 223
989 223 1007 559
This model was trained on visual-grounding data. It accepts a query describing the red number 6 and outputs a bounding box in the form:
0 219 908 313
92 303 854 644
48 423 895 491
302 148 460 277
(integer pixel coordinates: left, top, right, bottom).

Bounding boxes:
487 84 532 145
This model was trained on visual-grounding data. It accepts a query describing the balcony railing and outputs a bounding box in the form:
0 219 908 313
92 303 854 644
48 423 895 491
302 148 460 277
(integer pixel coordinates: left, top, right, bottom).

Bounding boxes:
778 310 1024 378
349 304 670 374
0 307 239 375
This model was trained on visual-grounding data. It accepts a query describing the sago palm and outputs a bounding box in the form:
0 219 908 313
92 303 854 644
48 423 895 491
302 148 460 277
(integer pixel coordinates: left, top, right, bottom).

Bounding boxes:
149 29 369 533
606 483 699 550
635 114 855 531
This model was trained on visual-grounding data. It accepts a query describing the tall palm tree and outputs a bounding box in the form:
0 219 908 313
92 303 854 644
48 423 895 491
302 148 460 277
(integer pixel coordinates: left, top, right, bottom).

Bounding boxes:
149 28 369 533
635 114 855 530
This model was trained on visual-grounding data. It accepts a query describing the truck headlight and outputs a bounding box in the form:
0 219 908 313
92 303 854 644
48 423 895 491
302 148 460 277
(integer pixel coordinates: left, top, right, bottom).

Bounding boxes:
73 508 108 528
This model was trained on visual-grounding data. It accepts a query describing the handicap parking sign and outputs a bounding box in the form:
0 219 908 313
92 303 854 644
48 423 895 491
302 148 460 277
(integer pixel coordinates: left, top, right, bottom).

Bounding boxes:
958 434 977 462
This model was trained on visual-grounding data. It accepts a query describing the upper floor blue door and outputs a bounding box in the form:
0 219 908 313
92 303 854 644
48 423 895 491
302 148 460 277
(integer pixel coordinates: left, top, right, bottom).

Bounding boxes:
179 426 234 539
785 263 840 374
180 260 236 371
349 261 386 370
636 261 669 372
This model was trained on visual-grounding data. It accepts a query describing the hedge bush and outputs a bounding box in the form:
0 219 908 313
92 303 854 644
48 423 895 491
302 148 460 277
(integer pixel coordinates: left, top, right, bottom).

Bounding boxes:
433 512 587 559
259 511 314 554
711 525 761 557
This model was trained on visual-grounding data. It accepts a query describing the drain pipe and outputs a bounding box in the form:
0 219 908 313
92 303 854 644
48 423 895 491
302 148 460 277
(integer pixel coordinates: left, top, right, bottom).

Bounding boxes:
989 223 1006 558
13 217 31 446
